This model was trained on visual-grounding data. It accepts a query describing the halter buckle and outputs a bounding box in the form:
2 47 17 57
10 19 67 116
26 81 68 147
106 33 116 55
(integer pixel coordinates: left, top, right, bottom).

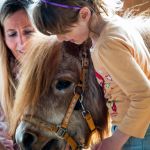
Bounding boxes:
82 110 91 119
56 127 67 139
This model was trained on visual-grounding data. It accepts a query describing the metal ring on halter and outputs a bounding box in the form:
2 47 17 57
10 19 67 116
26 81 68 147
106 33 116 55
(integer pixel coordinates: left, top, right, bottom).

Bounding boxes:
56 126 67 139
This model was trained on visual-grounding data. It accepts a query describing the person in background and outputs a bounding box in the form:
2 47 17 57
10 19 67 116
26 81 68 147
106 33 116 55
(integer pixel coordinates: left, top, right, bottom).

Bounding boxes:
32 0 150 149
0 0 35 149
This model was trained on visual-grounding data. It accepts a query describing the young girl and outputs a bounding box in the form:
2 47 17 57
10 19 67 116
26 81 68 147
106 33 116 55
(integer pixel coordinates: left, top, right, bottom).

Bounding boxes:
32 0 150 150
0 0 35 149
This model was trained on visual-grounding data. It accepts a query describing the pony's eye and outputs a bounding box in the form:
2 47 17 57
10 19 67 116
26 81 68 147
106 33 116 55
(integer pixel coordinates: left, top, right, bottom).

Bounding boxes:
56 80 72 90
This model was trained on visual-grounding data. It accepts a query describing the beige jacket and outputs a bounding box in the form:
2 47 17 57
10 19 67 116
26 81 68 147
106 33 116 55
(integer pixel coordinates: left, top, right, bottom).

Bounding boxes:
91 17 150 138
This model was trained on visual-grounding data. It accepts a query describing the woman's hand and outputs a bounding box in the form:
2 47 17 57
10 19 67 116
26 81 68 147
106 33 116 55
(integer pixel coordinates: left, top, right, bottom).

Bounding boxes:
92 129 130 150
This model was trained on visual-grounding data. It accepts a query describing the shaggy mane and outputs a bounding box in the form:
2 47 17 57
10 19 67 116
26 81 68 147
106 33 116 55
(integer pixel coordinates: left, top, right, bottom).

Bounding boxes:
10 33 61 134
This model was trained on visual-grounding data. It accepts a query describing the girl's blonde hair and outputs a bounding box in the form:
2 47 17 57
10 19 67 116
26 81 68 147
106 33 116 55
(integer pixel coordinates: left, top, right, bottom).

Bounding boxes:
33 0 123 35
0 0 33 125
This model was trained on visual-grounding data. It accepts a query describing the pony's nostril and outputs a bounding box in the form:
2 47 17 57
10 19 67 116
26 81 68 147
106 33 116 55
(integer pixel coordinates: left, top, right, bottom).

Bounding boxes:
22 132 37 149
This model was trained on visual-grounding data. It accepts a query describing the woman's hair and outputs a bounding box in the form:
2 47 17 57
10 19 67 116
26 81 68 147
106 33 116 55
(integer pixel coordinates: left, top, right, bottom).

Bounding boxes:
0 0 33 125
33 0 123 35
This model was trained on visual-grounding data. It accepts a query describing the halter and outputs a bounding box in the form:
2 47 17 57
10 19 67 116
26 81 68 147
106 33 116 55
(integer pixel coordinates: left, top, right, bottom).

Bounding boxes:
21 46 100 150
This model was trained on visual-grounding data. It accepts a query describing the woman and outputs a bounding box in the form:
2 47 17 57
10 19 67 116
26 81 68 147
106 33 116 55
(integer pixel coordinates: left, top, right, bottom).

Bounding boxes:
0 0 35 149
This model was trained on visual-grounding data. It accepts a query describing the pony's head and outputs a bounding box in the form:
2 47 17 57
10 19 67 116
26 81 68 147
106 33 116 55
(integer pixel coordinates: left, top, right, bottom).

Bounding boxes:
11 34 109 150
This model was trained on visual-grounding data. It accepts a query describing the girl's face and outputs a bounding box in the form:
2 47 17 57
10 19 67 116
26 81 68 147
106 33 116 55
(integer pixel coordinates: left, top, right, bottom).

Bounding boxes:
57 22 89 44
4 9 35 60
56 7 91 45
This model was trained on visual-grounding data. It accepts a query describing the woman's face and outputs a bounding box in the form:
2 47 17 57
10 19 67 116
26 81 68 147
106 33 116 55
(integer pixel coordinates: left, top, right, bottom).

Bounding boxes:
3 9 35 60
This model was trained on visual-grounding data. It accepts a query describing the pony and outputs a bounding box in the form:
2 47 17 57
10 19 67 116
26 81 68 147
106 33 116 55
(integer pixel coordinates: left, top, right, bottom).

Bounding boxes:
10 34 109 150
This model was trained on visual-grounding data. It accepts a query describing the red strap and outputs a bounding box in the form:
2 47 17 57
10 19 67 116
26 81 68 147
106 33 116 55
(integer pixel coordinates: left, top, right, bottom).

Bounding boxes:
95 71 104 90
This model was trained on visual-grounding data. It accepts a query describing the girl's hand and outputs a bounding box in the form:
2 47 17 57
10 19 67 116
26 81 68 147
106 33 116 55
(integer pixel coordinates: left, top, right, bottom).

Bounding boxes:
92 129 130 150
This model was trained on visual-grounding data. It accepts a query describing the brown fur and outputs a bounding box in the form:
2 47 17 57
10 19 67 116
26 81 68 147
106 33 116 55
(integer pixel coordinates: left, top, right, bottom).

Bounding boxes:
10 33 109 150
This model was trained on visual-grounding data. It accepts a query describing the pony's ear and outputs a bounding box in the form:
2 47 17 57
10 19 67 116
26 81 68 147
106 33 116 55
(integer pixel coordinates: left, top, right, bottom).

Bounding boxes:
63 39 92 58
63 41 81 58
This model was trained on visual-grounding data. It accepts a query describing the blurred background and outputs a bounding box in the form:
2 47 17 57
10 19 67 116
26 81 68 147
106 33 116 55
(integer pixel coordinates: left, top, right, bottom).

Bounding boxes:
120 0 150 16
